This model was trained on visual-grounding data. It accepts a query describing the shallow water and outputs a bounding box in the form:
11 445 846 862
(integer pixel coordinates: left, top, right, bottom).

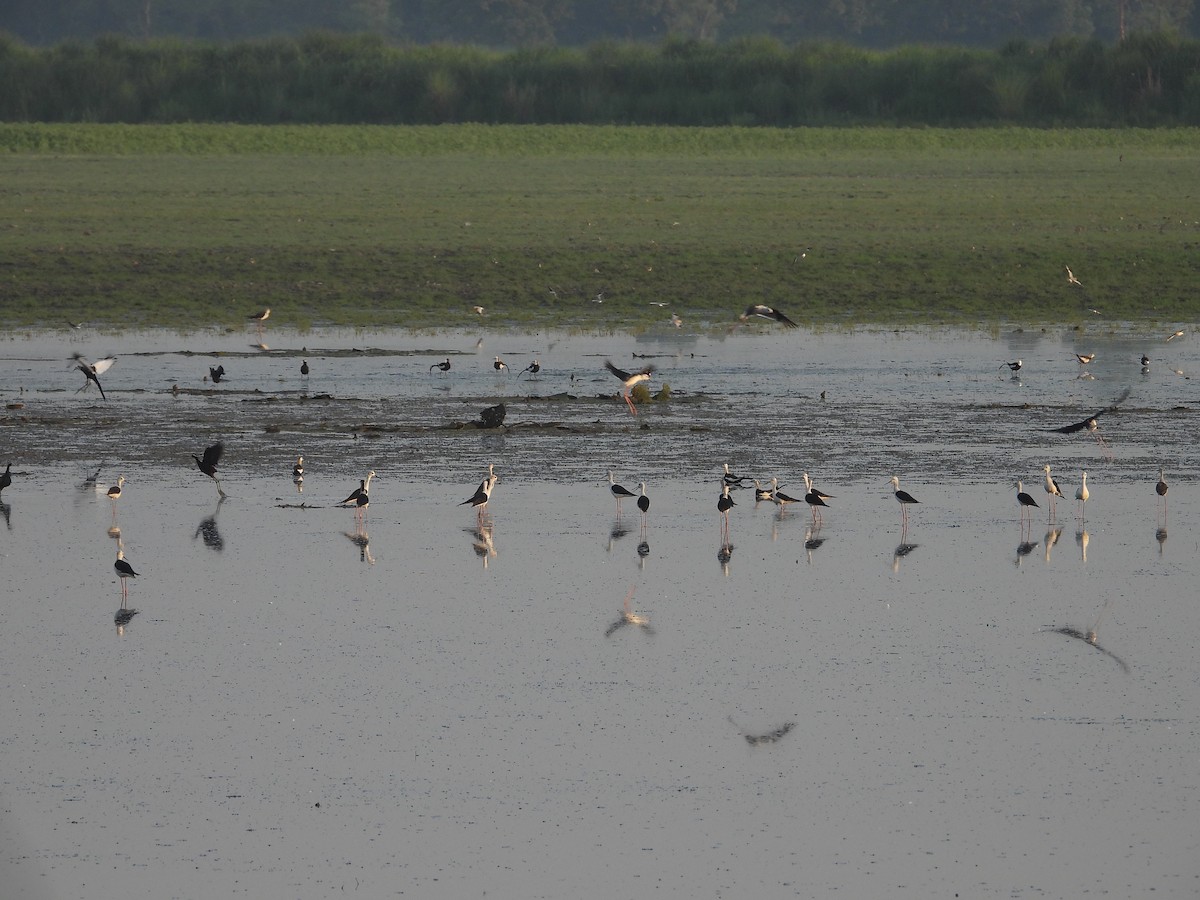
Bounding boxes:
2 323 1198 899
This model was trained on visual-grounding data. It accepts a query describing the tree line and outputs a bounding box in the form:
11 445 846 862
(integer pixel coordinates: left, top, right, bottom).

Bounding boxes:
2 31 1199 126
1 0 1197 48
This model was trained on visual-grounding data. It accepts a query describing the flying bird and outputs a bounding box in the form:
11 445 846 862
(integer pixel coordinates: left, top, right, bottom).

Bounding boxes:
1048 387 1130 456
71 354 116 400
1065 266 1082 286
1074 352 1095 365
603 360 655 416
740 304 798 328
1166 330 1185 342
191 442 226 497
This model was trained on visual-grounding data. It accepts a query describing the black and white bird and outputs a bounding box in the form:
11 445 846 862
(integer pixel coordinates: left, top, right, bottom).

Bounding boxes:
248 308 271 325
292 456 304 481
1075 471 1090 520
889 475 920 527
722 463 749 487
1049 388 1129 456
1001 359 1023 372
493 356 509 373
637 482 650 518
107 475 126 501
1166 329 1185 342
1016 480 1040 524
740 304 798 328
718 483 736 537
769 477 802 511
518 359 541 379
753 479 774 502
0 462 11 494
803 473 832 524
430 358 451 373
301 360 310 376
114 550 138 599
1074 352 1095 365
608 471 637 510
1043 464 1064 521
71 354 116 400
1156 467 1168 519
341 470 376 520
460 465 497 514
191 442 226 497
603 360 655 416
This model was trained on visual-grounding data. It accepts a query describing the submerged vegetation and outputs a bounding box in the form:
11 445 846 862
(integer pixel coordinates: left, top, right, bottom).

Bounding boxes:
1 32 1200 127
1 123 1197 330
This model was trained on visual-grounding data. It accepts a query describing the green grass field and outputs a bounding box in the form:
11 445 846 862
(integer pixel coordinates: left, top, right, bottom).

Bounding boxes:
2 124 1198 330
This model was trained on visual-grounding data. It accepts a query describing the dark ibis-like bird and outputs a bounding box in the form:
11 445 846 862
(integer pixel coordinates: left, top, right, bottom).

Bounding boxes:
114 550 138 600
192 442 226 497
208 365 226 384
0 463 11 494
603 360 655 416
71 354 116 400
430 358 451 373
889 475 920 527
740 304 798 328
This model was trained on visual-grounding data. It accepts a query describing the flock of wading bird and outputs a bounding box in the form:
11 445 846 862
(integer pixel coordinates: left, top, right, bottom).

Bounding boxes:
7 299 1184 616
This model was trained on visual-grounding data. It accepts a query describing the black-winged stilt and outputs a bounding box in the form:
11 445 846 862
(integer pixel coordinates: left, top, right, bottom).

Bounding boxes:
71 354 116 400
192 442 226 498
301 360 310 376
518 359 541 378
114 550 138 600
1001 359 1023 372
0 463 10 494
461 465 497 516
1016 480 1039 527
430 358 451 373
889 475 920 527
603 360 655 416
718 483 736 540
740 304 798 328
292 456 304 481
608 471 637 511
493 357 509 373
1075 472 1089 522
1043 464 1063 521
1074 352 1095 365
722 463 748 487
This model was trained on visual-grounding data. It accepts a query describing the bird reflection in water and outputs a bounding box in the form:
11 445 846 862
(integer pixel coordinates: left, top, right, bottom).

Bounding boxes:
803 526 825 564
1015 538 1039 567
1047 601 1129 673
891 541 919 573
114 597 139 636
606 518 632 552
346 525 376 565
467 521 495 568
193 498 225 552
1043 526 1063 563
728 716 796 746
0 500 10 531
637 540 650 568
1076 528 1089 563
1155 526 1167 555
605 585 653 637
717 542 734 576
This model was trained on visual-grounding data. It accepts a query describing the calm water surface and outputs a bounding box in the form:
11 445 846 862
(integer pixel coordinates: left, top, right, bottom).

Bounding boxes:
1 323 1198 898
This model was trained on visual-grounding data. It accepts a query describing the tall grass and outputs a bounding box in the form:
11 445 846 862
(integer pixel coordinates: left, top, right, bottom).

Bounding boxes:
2 32 1200 126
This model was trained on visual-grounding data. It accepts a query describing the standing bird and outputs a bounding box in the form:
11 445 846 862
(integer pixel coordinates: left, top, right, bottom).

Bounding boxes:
71 354 116 400
301 360 310 376
636 482 650 516
114 550 138 600
341 470 376 521
889 475 920 528
722 463 749 487
770 477 802 512
460 465 497 515
1043 464 1064 521
1156 468 1168 520
248 308 271 325
1001 359 1023 373
0 463 11 494
753 479 774 502
1140 353 1150 367
292 456 304 481
1016 480 1039 526
493 357 509 373
107 475 126 501
191 442 226 498
609 471 637 511
1075 471 1090 521
208 365 226 384
718 484 736 540
740 304 799 328
803 473 832 525
430 358 451 373
603 359 656 416
518 359 541 379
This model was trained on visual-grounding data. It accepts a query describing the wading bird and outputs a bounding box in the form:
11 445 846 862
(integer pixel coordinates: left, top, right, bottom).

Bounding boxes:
718 484 736 540
608 471 637 511
460 465 496 516
248 308 270 325
769 477 802 512
114 550 138 600
1043 464 1064 521
889 475 920 528
1156 468 1168 520
191 442 226 498
603 359 656 416
1075 471 1090 521
1016 480 1039 527
803 472 832 525
740 304 798 328
107 475 125 501
1166 330 1185 342
493 357 509 373
753 479 774 502
0 463 11 494
637 482 650 517
518 359 541 379
71 354 116 400
722 463 749 487
430 358 451 373
1001 359 1023 373
292 456 304 481
340 470 376 522
1074 352 1095 365
301 360 310 376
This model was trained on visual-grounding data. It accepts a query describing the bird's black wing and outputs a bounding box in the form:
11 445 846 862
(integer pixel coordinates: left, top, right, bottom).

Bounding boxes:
770 308 799 328
603 360 631 381
202 442 225 468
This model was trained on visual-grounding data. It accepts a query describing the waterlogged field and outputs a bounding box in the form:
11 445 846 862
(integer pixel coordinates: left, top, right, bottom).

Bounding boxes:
1 322 1199 898
1 124 1199 331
